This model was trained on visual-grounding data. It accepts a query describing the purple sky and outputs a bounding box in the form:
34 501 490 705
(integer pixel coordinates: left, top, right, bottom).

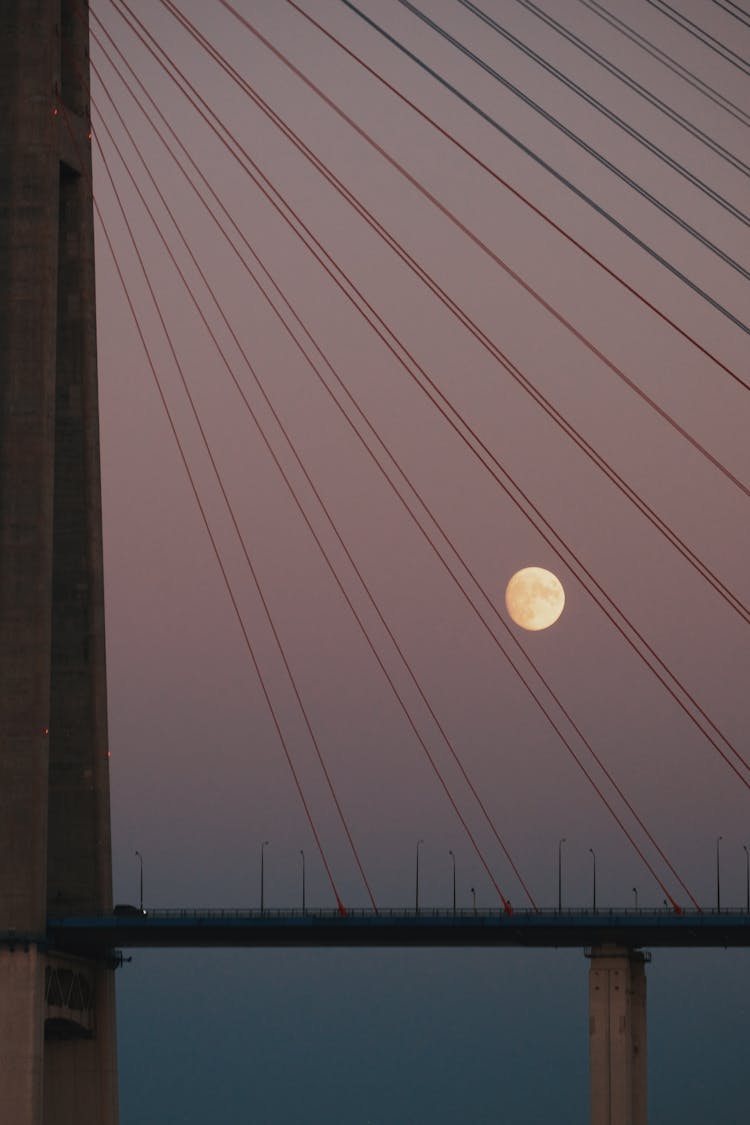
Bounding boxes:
89 0 749 1120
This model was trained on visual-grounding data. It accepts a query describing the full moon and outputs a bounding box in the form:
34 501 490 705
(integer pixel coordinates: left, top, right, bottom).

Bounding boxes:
505 567 565 631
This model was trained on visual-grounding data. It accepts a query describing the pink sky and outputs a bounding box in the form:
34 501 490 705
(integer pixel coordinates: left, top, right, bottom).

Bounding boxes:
87 1 749 1119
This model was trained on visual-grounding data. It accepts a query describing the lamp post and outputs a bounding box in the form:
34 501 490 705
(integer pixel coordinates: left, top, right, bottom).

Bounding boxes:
557 838 566 912
135 850 143 913
632 886 638 910
416 839 424 913
260 840 269 913
449 850 456 915
470 886 476 913
589 847 597 912
716 836 722 911
300 849 306 914
744 845 749 913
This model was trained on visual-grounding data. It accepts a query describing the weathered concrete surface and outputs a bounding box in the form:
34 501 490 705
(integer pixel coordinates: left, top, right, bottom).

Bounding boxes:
0 949 46 1124
588 946 648 1125
47 89 113 928
1 2 118 1121
0 0 59 941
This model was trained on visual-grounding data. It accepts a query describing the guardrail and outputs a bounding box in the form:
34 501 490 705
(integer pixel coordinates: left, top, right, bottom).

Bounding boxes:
39 905 750 952
109 906 750 919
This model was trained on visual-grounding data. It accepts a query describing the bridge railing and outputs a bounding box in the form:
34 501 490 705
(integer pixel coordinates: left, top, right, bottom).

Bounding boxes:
110 905 749 919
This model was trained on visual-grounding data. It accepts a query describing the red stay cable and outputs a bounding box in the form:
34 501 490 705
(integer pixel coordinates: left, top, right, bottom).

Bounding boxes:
91 19 699 908
62 98 349 915
93 92 673 913
121 0 749 784
89 76 527 911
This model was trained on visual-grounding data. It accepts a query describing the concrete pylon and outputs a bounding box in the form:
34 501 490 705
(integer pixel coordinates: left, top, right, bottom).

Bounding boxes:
587 945 648 1125
0 2 118 1122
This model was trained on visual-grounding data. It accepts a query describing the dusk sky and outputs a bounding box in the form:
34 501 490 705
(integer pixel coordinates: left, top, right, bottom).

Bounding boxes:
88 0 748 1120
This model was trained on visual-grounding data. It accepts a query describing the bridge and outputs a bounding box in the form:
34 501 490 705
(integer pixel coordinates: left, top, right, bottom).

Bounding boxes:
1 0 747 1123
43 907 750 951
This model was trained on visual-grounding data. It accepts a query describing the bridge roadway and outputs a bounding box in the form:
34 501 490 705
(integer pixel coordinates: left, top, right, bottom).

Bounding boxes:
37 907 750 954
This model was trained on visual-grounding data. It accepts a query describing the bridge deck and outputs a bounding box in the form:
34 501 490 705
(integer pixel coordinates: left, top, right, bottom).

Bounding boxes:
34 907 750 952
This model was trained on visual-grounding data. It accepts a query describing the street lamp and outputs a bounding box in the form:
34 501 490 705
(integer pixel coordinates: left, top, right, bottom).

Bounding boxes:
589 847 597 912
449 850 456 915
557 838 566 912
632 886 638 910
260 840 269 913
300 849 306 914
135 850 143 914
470 886 476 913
716 836 723 911
416 839 424 913
744 845 749 913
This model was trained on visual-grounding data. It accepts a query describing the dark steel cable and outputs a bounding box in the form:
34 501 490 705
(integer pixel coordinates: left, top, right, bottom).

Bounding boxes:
711 0 750 23
706 0 750 28
285 0 748 394
644 0 750 76
456 0 749 222
395 0 750 280
575 0 750 128
337 0 750 333
509 0 750 176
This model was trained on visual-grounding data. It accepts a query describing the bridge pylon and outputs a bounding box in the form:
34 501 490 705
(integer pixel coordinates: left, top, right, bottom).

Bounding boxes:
0 2 118 1121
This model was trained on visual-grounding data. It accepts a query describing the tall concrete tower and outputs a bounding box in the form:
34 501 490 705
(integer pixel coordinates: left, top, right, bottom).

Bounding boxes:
0 1 118 1121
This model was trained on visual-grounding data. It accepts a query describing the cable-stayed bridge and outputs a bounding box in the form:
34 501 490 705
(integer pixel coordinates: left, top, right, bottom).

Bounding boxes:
1 1 748 1123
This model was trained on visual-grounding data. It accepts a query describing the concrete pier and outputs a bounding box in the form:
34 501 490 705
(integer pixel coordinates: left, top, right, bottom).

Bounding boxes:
588 945 648 1125
0 2 118 1121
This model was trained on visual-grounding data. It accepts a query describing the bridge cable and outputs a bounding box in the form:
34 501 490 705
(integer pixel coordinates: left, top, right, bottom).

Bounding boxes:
707 0 750 28
61 101 351 917
278 5 750 590
217 0 750 508
454 0 750 224
573 0 750 129
284 0 748 394
89 18 536 911
155 0 750 754
507 0 750 176
89 70 687 917
393 0 750 280
336 0 750 336
643 0 750 77
88 79 528 914
106 0 750 788
183 0 750 514
91 13 707 908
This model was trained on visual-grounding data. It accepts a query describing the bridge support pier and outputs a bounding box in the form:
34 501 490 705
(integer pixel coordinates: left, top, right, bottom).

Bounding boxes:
587 945 648 1125
0 945 118 1125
